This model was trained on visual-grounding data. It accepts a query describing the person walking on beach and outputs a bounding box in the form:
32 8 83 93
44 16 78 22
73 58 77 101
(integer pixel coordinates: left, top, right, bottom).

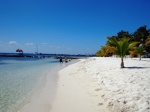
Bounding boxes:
60 56 63 63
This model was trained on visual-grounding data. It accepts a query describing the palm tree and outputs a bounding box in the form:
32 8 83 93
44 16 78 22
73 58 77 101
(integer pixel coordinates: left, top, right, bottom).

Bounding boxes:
108 37 137 68
135 45 144 60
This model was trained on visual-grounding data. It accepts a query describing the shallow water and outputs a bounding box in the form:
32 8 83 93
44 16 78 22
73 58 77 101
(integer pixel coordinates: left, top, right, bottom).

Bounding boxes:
0 57 60 112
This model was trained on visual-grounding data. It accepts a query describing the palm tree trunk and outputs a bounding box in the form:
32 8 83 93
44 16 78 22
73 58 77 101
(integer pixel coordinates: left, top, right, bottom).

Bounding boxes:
139 55 141 61
121 57 125 68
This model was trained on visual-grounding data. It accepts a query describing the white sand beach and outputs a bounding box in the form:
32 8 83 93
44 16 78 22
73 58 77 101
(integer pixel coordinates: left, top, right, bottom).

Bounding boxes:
51 57 150 112
19 57 150 112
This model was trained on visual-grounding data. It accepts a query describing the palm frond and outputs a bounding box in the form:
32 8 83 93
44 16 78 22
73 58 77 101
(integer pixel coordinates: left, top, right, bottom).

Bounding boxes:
108 37 119 47
128 42 139 49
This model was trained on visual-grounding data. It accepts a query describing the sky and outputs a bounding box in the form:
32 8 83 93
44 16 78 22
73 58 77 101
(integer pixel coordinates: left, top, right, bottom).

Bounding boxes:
0 0 150 54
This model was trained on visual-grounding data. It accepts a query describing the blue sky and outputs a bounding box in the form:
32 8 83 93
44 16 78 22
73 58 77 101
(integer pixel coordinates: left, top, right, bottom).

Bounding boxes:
0 0 150 54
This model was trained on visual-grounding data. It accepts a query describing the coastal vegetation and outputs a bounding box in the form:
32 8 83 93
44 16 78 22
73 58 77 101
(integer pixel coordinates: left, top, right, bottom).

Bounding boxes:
96 25 150 68
108 37 137 68
134 45 144 61
96 25 150 59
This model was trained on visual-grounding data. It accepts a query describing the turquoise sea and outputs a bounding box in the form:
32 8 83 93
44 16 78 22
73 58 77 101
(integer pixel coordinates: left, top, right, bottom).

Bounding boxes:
0 57 63 112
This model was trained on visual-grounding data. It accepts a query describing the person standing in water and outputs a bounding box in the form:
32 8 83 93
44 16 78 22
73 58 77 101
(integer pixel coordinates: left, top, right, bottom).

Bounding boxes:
60 56 63 63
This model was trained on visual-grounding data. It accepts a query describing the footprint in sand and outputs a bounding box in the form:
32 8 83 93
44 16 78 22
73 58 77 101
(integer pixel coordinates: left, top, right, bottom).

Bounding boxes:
101 94 105 98
98 103 103 106
95 88 101 91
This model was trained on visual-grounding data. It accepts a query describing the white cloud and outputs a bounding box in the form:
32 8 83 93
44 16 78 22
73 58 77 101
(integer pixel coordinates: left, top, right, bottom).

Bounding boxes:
9 41 17 45
25 42 35 46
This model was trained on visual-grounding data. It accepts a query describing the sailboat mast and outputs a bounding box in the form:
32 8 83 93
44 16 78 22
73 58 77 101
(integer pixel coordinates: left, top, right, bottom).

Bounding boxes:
36 44 38 53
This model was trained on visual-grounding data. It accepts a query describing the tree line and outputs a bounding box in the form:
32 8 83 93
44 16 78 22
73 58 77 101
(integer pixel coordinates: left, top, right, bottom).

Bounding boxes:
96 25 150 68
96 25 150 58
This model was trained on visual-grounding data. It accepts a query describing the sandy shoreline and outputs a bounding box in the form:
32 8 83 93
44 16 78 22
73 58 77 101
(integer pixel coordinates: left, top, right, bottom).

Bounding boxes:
18 65 59 112
50 59 109 112
19 57 150 112
18 60 79 112
51 57 150 112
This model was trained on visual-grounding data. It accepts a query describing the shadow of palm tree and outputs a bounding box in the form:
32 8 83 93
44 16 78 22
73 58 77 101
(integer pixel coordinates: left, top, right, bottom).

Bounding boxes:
125 66 150 69
131 58 150 62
